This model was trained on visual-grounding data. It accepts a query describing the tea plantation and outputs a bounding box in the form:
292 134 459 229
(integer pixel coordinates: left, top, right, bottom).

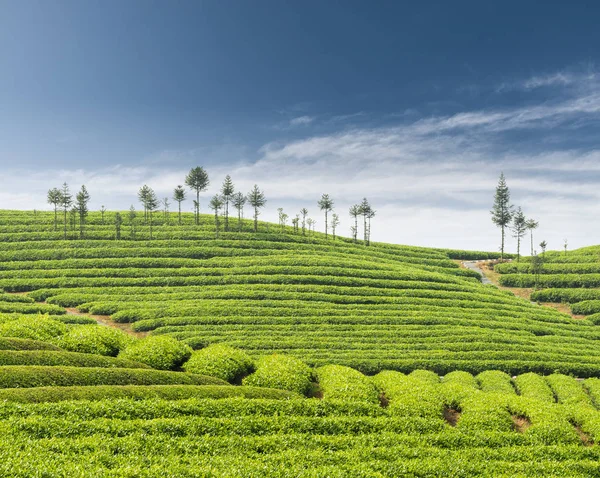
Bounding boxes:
497 246 600 324
1 209 600 475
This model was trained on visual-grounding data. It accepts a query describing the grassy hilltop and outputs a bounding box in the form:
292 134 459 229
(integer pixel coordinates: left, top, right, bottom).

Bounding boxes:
1 209 599 375
2 209 600 475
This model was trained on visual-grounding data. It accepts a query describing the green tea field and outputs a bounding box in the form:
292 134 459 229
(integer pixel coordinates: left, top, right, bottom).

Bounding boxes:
1 209 600 476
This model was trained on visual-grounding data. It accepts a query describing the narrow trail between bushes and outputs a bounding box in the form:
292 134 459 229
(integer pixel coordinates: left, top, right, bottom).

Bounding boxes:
64 307 147 338
460 260 585 320
462 261 494 285
3 290 146 339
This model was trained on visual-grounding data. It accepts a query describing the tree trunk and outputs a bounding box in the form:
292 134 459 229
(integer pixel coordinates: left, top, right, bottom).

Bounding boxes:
530 231 534 257
324 211 328 239
501 225 505 261
178 202 182 225
225 200 229 232
254 207 258 232
63 208 67 240
54 205 58 231
196 191 200 225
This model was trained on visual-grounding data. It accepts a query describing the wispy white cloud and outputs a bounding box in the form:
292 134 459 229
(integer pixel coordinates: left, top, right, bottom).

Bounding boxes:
289 116 315 126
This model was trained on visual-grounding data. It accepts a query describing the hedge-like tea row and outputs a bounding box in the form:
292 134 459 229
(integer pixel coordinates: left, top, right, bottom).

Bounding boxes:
0 351 149 369
0 384 298 403
0 366 228 388
0 337 62 351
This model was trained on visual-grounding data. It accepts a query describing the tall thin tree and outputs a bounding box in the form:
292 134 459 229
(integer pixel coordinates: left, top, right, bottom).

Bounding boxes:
366 208 376 246
318 194 334 239
173 185 186 225
75 185 90 239
209 195 224 239
525 219 539 257
128 205 137 239
232 192 246 232
331 213 340 241
185 167 210 226
162 197 171 223
490 173 514 261
143 187 159 240
511 207 527 262
47 188 61 231
138 185 151 223
221 175 235 232
349 205 360 243
300 208 308 236
358 198 371 245
247 185 266 233
59 182 73 240
114 212 123 240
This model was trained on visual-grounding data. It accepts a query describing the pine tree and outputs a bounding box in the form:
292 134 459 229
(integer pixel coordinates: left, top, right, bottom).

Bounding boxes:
511 207 527 262
114 212 123 240
246 185 266 233
46 188 61 231
490 173 514 261
349 205 360 243
128 206 137 239
317 194 334 239
173 185 187 225
221 175 235 232
59 183 73 240
185 167 210 225
209 194 224 238
138 185 151 223
358 198 371 245
232 192 246 232
144 187 159 240
75 185 90 239
331 213 340 241
525 219 539 257
300 208 308 236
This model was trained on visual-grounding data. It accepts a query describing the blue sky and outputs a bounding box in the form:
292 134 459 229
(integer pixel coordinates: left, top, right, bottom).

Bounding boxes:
1 0 600 251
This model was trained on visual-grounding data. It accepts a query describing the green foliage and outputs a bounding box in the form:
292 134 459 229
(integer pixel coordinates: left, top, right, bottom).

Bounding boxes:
476 370 516 395
183 344 254 383
242 354 314 396
0 336 62 351
56 325 134 356
0 385 298 403
0 366 226 388
514 372 555 403
118 336 192 370
0 316 67 341
0 350 148 368
316 364 379 404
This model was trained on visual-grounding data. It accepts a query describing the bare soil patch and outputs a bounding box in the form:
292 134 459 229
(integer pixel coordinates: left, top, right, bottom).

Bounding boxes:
512 415 531 433
443 408 460 427
574 425 594 446
65 308 147 338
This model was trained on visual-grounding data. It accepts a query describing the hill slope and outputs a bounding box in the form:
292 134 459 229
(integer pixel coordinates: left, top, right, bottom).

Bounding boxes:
1 210 599 375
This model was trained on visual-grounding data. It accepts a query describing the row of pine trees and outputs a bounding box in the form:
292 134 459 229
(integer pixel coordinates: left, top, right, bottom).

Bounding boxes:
47 167 376 244
491 173 545 261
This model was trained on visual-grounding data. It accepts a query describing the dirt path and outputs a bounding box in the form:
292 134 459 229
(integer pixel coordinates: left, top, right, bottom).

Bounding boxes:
462 260 494 285
64 307 146 338
460 260 585 320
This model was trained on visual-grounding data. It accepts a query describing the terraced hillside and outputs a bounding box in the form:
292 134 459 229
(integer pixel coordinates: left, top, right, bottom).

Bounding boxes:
1 209 600 376
497 246 600 323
